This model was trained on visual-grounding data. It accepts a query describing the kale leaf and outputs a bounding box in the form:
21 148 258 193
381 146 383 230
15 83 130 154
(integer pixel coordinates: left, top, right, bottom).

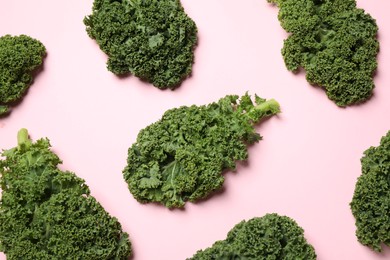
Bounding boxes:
0 35 46 115
350 131 390 252
188 213 316 259
123 93 280 208
0 129 132 259
267 0 379 107
84 0 198 89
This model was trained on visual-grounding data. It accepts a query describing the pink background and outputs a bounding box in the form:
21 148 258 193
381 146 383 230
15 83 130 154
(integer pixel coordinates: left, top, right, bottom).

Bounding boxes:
1 0 390 259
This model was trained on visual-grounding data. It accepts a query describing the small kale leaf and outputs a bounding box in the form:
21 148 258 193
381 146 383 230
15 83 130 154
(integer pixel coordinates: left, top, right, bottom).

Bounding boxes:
267 0 379 106
84 0 198 89
0 35 46 115
350 131 390 252
188 213 317 260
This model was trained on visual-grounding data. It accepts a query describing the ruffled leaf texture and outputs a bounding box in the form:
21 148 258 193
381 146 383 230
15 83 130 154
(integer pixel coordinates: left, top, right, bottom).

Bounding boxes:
84 0 198 89
0 129 132 259
350 131 390 252
188 213 316 260
0 35 46 115
123 93 280 208
268 0 379 106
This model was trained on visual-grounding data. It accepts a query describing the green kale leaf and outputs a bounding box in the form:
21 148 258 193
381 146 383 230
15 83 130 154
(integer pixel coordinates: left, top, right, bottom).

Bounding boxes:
0 35 46 115
267 0 379 107
0 129 132 259
123 93 280 208
188 213 317 259
84 0 198 89
350 131 390 252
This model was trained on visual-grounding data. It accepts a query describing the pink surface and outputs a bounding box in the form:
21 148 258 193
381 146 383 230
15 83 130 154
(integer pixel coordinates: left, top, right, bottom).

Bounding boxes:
1 0 390 259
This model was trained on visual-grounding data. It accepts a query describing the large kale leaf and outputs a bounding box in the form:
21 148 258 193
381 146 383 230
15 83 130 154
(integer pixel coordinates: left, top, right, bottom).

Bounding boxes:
0 129 132 259
123 93 280 208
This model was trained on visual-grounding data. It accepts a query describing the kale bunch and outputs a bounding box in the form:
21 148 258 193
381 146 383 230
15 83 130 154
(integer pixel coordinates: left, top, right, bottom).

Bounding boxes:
188 213 317 260
0 35 46 115
123 93 280 208
267 0 379 107
350 131 390 252
84 0 198 89
0 129 132 259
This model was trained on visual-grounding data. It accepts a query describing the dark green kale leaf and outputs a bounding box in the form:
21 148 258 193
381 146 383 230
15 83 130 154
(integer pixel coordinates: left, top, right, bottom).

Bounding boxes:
123 93 280 208
0 35 46 115
267 0 379 107
188 213 317 260
0 129 132 260
84 0 198 89
350 131 390 252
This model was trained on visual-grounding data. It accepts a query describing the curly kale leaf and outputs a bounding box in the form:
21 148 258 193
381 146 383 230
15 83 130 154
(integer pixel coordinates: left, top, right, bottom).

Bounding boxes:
0 35 46 115
84 0 198 89
0 129 132 259
188 213 317 260
350 131 390 252
267 0 379 107
123 93 280 208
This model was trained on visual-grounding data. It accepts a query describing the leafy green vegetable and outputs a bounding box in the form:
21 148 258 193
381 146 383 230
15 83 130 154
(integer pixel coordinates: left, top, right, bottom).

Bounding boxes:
267 0 379 107
123 93 280 208
0 129 132 259
84 0 198 89
188 213 316 259
0 35 46 116
350 131 390 252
